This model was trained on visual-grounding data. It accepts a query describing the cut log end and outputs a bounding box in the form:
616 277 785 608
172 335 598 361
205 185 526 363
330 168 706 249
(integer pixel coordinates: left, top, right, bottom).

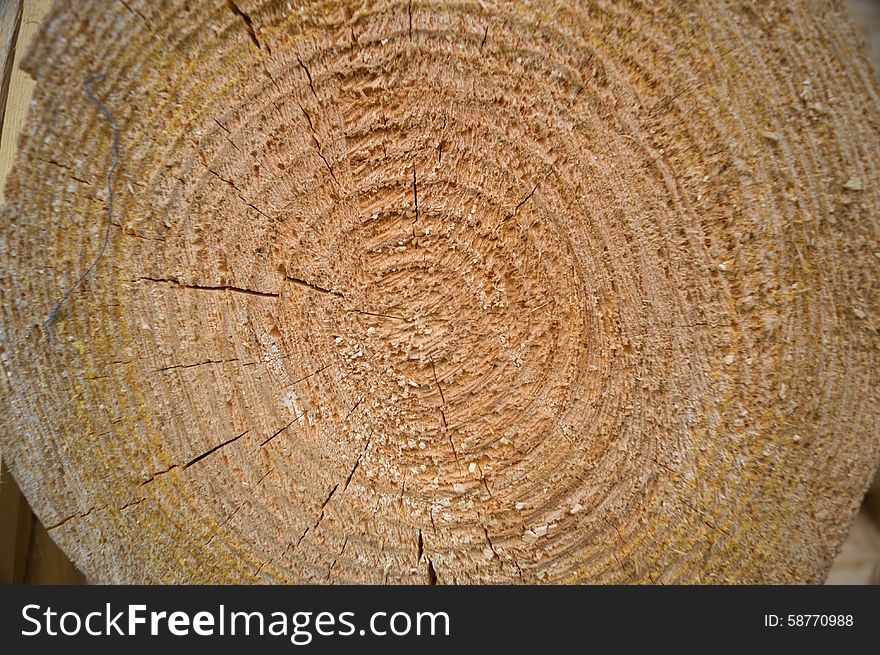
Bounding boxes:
1 0 879 584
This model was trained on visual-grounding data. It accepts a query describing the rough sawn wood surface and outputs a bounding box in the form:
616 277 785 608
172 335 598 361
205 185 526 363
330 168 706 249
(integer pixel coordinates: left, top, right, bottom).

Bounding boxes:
1 0 879 583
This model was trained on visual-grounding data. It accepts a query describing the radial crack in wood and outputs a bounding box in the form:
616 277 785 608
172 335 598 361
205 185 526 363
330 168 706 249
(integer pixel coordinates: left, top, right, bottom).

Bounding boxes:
0 0 879 584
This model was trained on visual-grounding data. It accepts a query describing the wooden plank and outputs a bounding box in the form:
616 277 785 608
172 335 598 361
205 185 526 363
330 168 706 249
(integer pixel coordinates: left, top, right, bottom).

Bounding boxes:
825 510 880 585
0 458 84 584
0 0 23 139
23 518 86 584
0 457 33 584
0 0 27 587
0 0 53 203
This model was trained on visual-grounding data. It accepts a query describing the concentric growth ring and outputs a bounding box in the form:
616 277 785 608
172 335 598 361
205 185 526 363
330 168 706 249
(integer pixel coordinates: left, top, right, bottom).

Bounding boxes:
1 0 878 583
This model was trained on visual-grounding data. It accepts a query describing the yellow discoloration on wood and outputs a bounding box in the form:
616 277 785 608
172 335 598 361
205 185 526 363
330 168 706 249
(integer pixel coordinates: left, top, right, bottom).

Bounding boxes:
0 0 878 584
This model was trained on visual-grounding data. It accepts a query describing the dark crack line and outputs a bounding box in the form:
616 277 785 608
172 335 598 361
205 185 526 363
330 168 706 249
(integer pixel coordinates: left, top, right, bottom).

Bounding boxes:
286 363 332 386
46 506 97 531
253 560 269 578
292 528 309 552
255 468 273 486
206 502 246 546
47 496 144 532
240 196 272 220
212 120 241 151
140 429 250 485
492 179 544 236
208 169 274 220
319 484 339 515
184 429 249 469
483 526 500 559
139 276 279 298
512 184 538 215
225 0 267 52
513 558 525 580
35 157 92 185
261 65 286 117
446 432 459 463
426 558 438 584
286 275 344 297
208 167 243 194
295 483 339 551
294 99 339 185
343 396 365 422
260 419 294 447
327 536 348 581
260 414 305 447
155 357 239 373
290 438 372 565
350 25 359 49
118 0 155 32
211 116 231 134
430 359 446 405
297 56 318 100
430 359 449 432
343 435 371 491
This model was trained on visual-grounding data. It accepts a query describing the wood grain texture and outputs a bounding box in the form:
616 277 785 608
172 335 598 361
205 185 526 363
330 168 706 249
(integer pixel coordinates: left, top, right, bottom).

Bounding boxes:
0 0 879 584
